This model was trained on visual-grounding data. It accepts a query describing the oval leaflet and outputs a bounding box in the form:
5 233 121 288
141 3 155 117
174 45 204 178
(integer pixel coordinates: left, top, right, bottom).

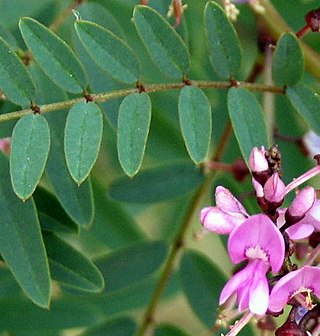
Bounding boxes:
117 93 152 177
10 114 50 200
64 101 103 185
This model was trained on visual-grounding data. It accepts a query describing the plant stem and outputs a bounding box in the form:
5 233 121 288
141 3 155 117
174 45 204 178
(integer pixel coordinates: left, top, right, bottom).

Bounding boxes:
0 80 284 124
49 0 85 32
259 0 320 80
135 120 234 336
135 173 214 336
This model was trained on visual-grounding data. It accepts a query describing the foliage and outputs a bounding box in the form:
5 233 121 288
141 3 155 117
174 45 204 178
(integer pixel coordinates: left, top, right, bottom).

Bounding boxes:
0 0 319 335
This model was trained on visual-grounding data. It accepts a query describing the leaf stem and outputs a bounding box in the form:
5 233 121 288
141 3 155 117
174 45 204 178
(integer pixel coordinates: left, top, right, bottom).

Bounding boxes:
0 80 284 124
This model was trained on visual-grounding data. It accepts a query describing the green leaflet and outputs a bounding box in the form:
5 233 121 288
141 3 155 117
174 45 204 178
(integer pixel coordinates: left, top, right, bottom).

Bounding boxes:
180 250 227 328
87 180 144 250
0 296 102 331
77 2 124 37
64 101 103 185
272 33 304 86
117 93 151 177
286 84 320 134
75 20 140 84
19 17 87 93
154 324 192 336
227 87 269 164
133 5 190 78
95 240 168 294
0 151 51 308
178 86 212 164
204 1 242 79
33 187 79 234
43 232 104 293
45 111 94 228
108 162 204 203
0 23 17 47
0 36 35 106
10 114 50 200
79 317 137 336
93 272 179 316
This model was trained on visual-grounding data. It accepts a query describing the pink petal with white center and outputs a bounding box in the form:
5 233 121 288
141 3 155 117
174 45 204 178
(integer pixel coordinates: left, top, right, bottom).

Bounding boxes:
228 214 285 272
269 266 320 313
215 186 249 216
200 207 239 234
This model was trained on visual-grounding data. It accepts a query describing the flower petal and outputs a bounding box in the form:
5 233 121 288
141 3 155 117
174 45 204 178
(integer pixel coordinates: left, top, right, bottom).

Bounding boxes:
269 266 320 312
286 223 314 240
249 271 269 315
200 207 244 234
228 214 285 272
219 265 251 306
215 186 248 216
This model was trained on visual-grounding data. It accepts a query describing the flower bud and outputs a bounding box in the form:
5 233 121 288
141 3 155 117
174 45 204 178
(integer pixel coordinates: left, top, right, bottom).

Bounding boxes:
264 173 285 205
200 207 244 235
285 187 315 224
305 7 320 32
215 186 248 216
275 321 307 336
249 146 269 173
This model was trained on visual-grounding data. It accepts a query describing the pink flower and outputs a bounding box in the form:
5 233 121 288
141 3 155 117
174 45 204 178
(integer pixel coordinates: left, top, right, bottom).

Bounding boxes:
219 214 285 315
269 266 320 313
200 186 248 235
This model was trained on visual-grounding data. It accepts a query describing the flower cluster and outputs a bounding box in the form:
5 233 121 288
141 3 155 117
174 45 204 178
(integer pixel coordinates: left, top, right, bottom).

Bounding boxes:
200 146 320 335
223 0 265 21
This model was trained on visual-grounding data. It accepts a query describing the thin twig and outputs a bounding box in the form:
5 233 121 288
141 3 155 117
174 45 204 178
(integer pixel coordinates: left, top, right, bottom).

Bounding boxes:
0 80 284 124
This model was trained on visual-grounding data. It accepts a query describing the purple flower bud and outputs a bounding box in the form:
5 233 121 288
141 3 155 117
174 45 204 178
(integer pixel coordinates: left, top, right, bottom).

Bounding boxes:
275 321 307 336
215 186 248 216
285 187 316 224
264 173 285 204
249 146 269 173
200 187 249 235
200 207 237 234
305 7 320 32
